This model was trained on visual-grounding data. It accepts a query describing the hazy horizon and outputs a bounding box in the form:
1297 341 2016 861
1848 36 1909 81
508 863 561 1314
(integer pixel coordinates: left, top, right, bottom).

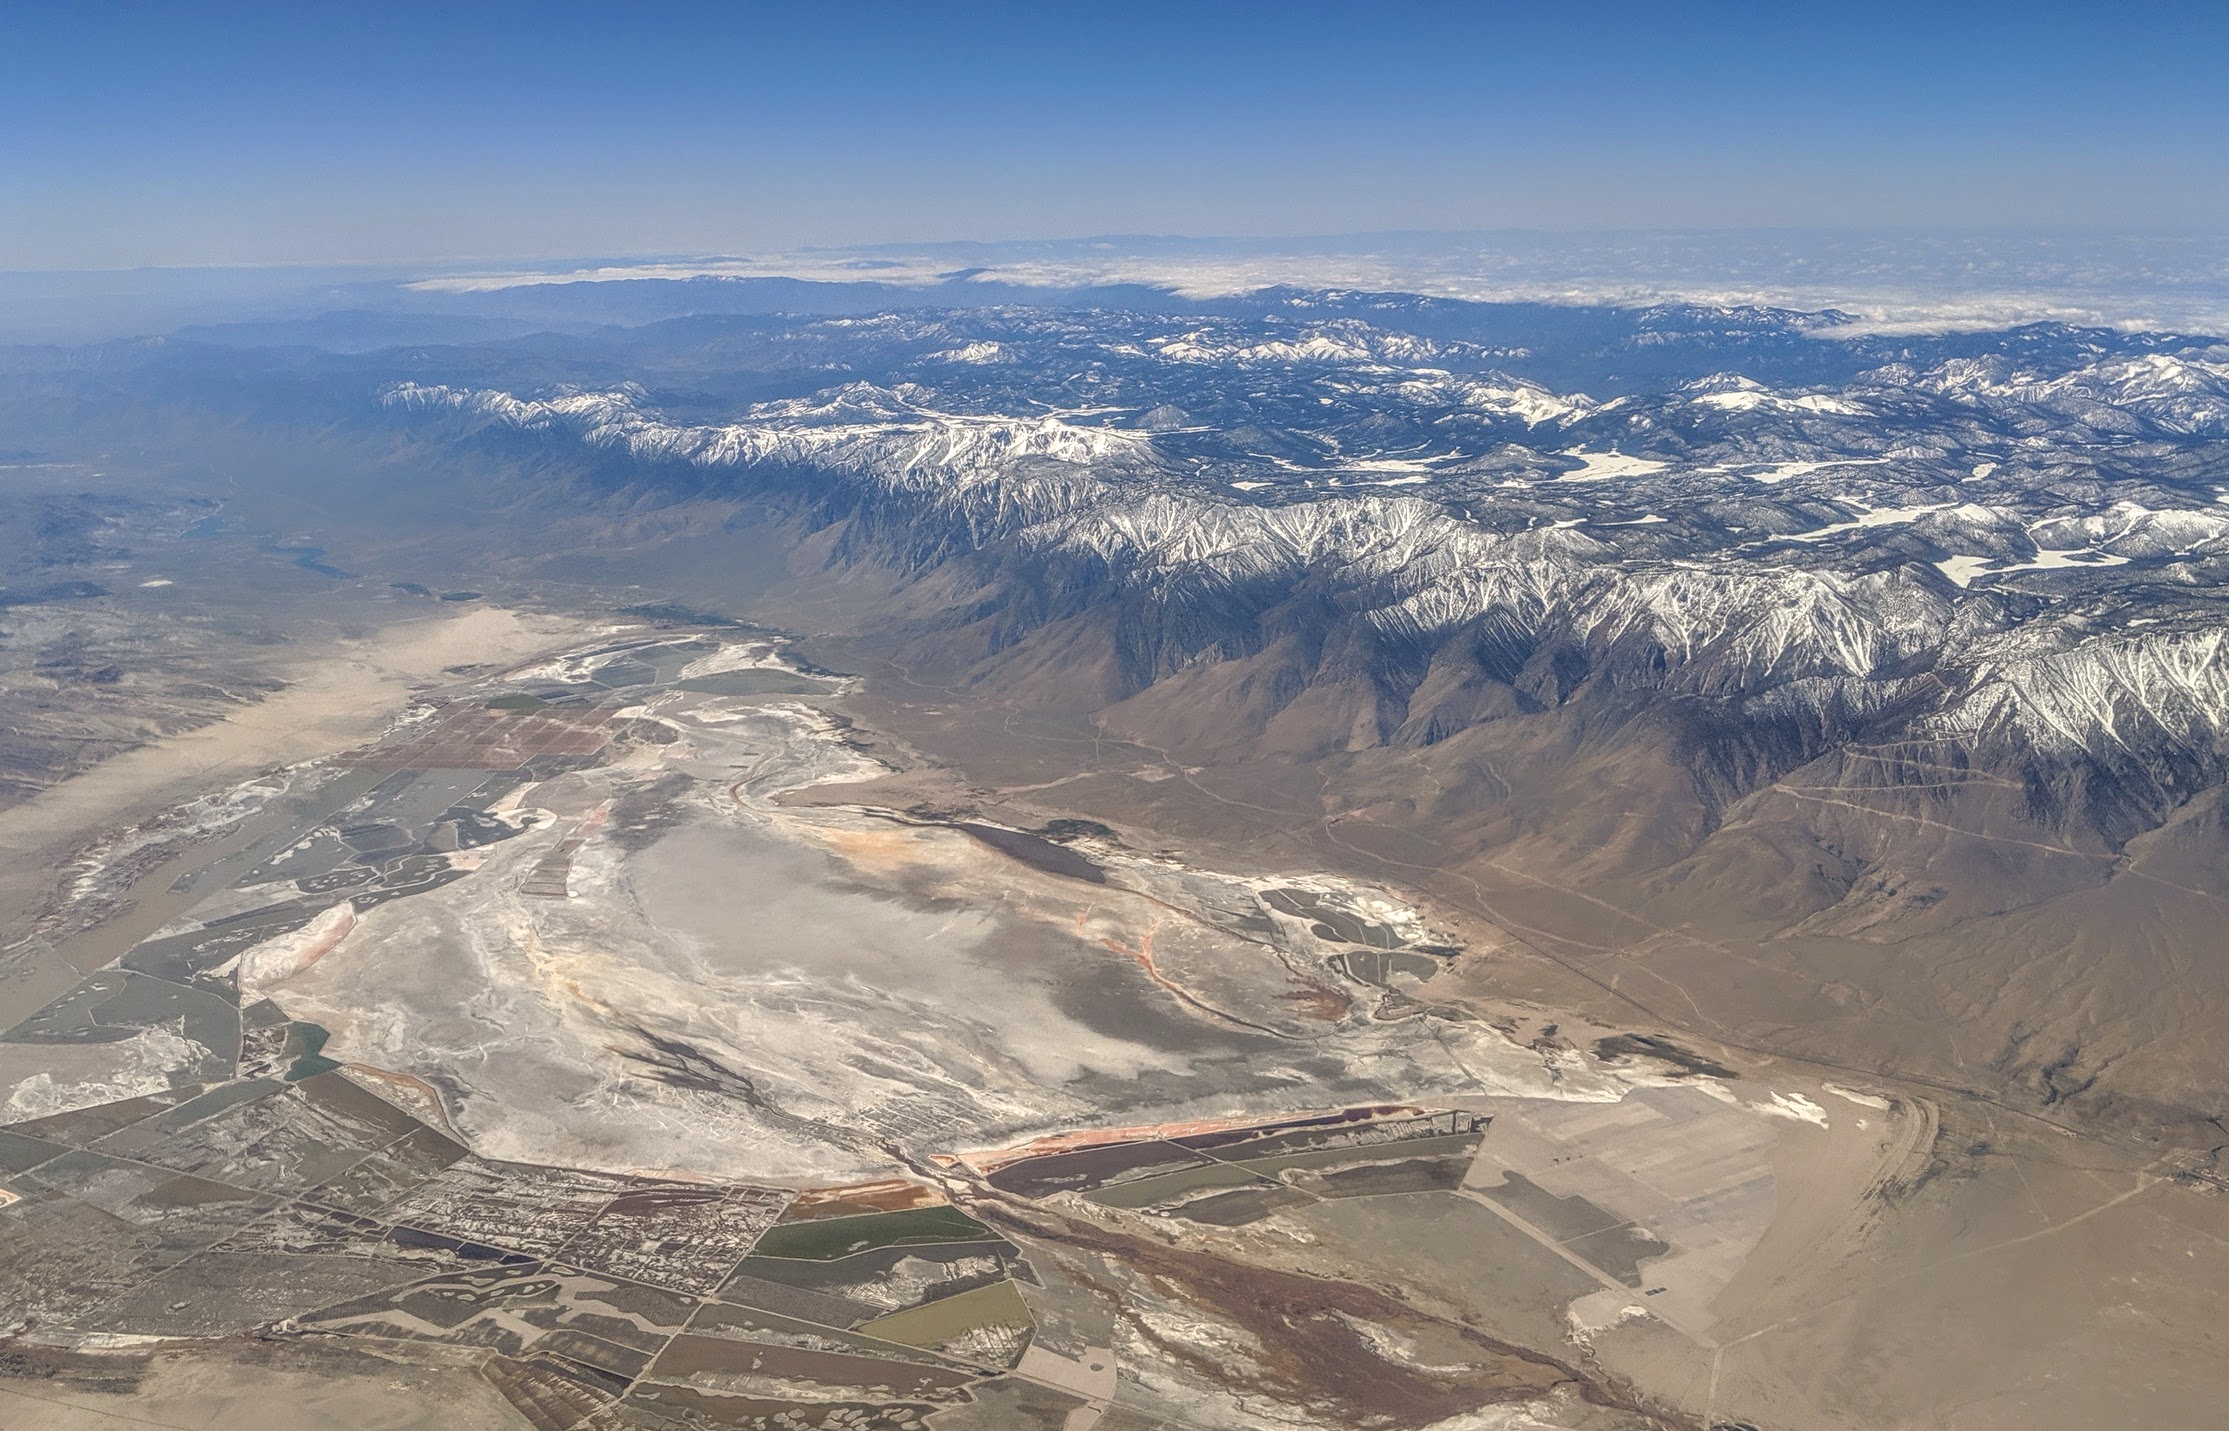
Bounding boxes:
3 226 2224 343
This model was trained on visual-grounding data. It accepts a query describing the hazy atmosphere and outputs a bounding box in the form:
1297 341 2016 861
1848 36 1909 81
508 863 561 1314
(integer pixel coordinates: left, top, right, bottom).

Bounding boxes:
3 7 2227 1431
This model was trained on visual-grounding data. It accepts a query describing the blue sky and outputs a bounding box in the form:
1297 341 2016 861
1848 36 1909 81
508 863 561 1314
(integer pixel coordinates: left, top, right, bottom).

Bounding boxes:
3 1 2224 269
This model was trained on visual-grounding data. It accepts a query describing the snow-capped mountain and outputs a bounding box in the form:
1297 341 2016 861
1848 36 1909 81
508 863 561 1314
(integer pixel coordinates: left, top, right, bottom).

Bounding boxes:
377 294 2229 854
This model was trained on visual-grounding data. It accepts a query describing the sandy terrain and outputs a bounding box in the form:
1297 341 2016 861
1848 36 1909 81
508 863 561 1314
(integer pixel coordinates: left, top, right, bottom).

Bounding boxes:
0 1341 519 1431
0 606 579 870
0 606 589 1026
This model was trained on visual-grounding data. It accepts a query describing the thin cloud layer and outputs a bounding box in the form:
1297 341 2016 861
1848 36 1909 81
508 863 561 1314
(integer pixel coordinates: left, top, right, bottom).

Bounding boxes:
403 231 2229 336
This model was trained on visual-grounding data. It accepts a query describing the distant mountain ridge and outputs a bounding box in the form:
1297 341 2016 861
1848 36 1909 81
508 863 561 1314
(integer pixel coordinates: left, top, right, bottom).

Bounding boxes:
381 301 2229 850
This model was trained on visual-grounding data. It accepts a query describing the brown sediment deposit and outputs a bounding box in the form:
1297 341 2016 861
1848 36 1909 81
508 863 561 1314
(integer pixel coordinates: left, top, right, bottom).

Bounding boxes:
952 1106 1424 1175
967 1194 1675 1430
784 1180 950 1221
339 1063 463 1139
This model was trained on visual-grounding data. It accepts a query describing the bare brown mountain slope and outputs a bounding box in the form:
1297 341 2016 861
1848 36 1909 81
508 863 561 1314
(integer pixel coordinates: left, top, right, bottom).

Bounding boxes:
768 559 2229 1162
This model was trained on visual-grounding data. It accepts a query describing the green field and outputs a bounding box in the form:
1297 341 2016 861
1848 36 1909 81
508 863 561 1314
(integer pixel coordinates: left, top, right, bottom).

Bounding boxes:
748 1204 998 1261
856 1279 1033 1355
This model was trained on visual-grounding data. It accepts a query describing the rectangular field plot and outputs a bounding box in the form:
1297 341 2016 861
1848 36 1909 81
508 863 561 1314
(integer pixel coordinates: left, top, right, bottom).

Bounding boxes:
781 1179 948 1222
1085 1160 1264 1211
984 1108 1489 1226
309 1124 471 1216
625 1382 938 1431
92 1081 397 1196
21 1150 274 1267
856 1280 1035 1368
749 1205 993 1262
685 1300 979 1370
984 1139 1211 1198
726 1239 1023 1319
1176 1108 1483 1160
4 1089 199 1149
